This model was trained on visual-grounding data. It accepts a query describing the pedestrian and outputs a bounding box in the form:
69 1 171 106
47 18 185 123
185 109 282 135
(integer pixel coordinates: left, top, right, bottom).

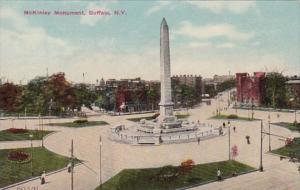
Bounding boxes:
67 162 72 173
217 168 222 181
232 170 237 177
197 137 201 145
219 126 223 135
246 135 250 144
223 122 226 128
233 126 236 132
40 171 46 185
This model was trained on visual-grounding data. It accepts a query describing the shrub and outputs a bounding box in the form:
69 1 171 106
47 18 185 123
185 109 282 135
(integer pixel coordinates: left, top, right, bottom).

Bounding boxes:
285 138 294 146
180 159 195 174
8 151 30 162
7 128 28 134
73 119 88 124
152 113 160 119
227 114 238 119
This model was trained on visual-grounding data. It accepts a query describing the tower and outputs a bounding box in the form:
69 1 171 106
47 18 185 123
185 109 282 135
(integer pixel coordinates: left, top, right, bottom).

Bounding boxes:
158 18 175 123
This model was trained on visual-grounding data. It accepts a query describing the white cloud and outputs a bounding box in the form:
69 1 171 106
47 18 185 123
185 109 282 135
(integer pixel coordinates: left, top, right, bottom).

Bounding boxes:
216 42 235 48
80 3 111 26
171 46 289 78
175 21 254 42
68 49 160 83
188 42 212 48
186 1 256 14
0 7 75 83
251 41 261 46
145 1 170 16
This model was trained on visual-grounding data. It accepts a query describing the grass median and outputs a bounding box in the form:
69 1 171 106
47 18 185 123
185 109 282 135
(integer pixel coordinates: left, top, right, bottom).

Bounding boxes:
271 137 300 159
95 160 255 190
44 119 108 128
0 129 53 141
0 147 74 188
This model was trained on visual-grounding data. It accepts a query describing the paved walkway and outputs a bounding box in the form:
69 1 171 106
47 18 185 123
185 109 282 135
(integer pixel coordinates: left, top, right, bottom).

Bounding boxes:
0 93 299 190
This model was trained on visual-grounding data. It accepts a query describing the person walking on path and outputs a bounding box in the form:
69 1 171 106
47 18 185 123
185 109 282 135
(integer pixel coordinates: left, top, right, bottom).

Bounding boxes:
197 137 201 145
217 168 222 181
246 135 250 144
233 126 236 132
41 171 46 185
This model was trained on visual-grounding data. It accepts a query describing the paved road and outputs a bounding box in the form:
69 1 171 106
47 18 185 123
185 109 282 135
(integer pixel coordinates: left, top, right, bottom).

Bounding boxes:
0 93 299 190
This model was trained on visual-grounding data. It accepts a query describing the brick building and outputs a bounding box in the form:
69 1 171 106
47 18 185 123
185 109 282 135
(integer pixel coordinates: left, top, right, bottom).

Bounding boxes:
236 72 266 106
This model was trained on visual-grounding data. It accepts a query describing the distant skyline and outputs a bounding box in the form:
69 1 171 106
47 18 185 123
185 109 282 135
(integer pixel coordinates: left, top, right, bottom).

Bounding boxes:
0 1 299 84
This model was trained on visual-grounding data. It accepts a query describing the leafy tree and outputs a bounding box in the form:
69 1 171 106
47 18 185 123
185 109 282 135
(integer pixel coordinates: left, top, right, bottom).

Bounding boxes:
264 72 288 108
180 84 197 108
147 87 159 110
217 79 236 92
46 73 76 113
74 84 97 110
204 84 217 98
0 83 22 112
21 76 48 114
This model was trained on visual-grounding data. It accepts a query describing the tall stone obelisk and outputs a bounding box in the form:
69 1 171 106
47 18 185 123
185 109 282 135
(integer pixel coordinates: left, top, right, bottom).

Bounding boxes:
159 18 174 123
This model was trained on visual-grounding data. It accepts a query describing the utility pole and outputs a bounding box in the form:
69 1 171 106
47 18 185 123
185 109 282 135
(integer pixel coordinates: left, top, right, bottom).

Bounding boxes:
99 136 102 189
259 120 263 172
295 109 297 124
24 107 27 129
41 116 44 147
71 139 74 190
30 134 33 176
268 114 271 151
228 121 231 160
251 98 254 120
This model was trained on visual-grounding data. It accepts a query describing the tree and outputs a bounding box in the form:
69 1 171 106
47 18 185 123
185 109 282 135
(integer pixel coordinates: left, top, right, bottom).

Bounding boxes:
22 76 48 114
0 83 22 112
74 84 97 110
264 72 288 108
45 73 76 113
180 84 197 108
147 87 158 110
217 79 236 92
204 84 217 98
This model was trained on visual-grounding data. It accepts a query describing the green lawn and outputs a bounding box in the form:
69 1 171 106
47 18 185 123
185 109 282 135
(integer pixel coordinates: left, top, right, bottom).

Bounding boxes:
0 147 72 188
271 122 300 132
272 137 300 159
44 120 108 128
211 114 257 121
95 160 255 190
0 129 53 141
127 114 189 122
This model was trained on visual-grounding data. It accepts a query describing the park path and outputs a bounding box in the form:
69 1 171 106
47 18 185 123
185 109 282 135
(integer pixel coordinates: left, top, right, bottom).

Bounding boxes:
0 92 299 190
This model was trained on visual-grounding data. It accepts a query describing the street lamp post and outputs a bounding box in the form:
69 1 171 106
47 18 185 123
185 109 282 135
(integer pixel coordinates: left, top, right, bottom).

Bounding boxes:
268 114 271 151
99 136 103 189
228 121 231 160
29 134 33 176
259 120 264 172
41 116 44 147
295 109 297 124
251 98 254 120
71 139 74 190
24 107 27 129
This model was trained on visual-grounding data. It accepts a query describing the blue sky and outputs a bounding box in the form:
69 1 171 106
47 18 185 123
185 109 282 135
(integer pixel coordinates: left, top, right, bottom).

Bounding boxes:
0 1 299 83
